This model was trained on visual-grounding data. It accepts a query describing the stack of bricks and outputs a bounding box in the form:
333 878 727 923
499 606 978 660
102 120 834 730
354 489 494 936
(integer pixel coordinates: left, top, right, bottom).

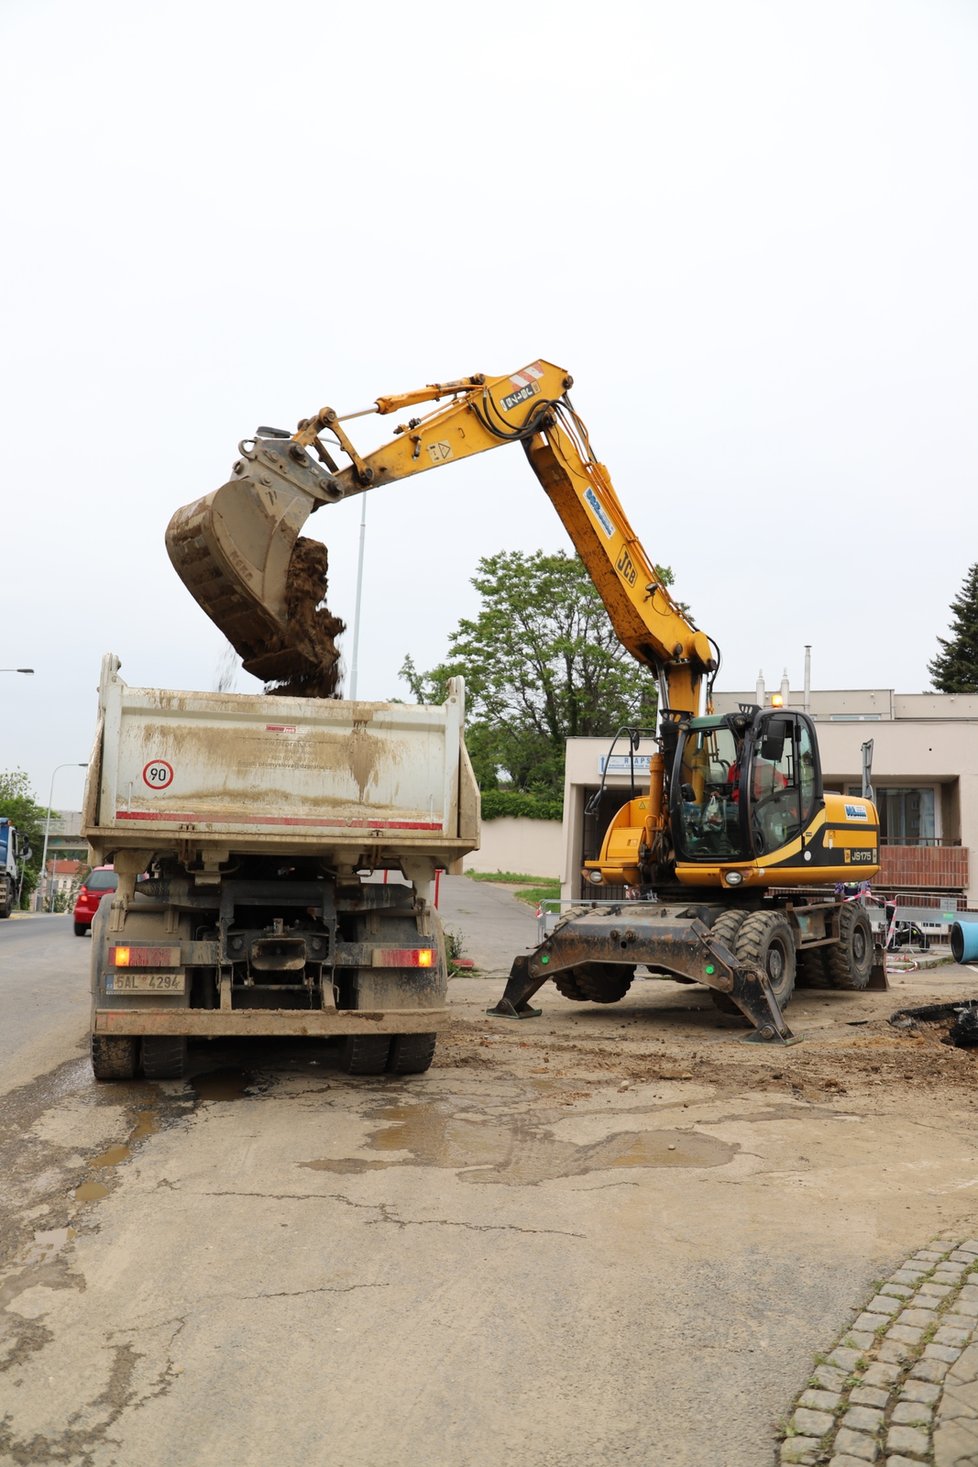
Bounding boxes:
780 1234 978 1465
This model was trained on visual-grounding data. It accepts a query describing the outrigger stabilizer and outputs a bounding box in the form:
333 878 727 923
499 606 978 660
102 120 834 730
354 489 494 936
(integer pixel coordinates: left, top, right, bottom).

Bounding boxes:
486 906 801 1046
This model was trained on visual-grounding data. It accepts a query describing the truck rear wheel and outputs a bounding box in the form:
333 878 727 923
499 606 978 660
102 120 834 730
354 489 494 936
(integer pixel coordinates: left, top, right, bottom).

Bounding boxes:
828 906 874 990
389 1033 437 1074
91 1035 138 1081
141 1036 187 1080
341 1034 392 1075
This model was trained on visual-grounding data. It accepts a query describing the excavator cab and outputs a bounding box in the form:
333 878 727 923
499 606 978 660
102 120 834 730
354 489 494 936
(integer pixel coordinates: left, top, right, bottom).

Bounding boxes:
670 708 825 876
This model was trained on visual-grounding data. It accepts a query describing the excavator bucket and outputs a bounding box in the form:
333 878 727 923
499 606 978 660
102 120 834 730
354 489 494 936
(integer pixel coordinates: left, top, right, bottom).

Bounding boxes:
165 436 347 687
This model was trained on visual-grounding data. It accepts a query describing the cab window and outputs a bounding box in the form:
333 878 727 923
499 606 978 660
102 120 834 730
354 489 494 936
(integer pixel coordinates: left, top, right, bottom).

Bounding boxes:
674 726 749 861
749 715 818 855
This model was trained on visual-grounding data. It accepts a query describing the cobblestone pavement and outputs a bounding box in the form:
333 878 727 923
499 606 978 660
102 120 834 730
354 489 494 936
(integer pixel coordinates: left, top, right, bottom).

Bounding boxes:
780 1234 978 1466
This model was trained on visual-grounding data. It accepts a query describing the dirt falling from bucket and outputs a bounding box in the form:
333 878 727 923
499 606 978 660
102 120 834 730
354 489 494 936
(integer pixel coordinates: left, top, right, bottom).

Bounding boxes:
265 537 347 699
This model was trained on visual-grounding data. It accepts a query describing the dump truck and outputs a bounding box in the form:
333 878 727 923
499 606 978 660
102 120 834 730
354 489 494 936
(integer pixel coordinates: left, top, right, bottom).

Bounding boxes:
83 653 478 1080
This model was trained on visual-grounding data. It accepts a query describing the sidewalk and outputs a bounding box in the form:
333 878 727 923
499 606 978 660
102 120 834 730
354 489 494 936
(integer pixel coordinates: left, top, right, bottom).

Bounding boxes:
780 1234 978 1466
435 873 539 978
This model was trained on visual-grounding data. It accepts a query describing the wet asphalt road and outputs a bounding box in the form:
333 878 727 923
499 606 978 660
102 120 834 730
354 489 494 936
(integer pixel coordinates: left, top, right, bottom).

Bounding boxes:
2 893 978 1466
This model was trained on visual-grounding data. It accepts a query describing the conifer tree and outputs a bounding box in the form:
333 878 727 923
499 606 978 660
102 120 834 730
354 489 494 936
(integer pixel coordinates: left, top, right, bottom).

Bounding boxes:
929 563 978 693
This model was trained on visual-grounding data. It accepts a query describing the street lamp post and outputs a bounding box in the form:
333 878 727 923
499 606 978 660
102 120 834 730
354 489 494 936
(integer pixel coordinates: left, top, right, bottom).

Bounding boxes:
40 763 87 913
0 668 34 674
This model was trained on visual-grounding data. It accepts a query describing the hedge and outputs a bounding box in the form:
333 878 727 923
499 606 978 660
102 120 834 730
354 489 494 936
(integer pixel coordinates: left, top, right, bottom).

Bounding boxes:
480 790 563 822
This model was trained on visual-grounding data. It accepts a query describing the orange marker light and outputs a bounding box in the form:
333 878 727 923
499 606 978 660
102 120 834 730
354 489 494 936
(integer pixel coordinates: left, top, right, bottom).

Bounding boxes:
113 947 131 967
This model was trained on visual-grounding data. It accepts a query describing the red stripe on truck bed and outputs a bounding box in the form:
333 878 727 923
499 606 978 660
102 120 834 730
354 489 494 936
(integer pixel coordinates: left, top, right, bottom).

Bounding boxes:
115 810 444 830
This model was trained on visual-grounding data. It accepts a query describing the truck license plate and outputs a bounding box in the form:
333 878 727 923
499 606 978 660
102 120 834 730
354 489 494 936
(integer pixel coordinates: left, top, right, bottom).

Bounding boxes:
106 973 186 993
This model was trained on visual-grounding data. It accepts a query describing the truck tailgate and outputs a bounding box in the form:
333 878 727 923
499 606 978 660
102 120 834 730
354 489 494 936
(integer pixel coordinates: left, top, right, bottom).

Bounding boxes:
82 655 479 859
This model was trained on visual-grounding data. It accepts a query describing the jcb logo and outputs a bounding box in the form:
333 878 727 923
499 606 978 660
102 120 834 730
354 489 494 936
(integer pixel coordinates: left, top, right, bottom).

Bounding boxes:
617 548 637 587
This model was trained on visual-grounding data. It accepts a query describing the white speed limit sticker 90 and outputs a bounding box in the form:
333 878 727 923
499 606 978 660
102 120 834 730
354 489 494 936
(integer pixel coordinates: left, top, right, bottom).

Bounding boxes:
142 760 174 790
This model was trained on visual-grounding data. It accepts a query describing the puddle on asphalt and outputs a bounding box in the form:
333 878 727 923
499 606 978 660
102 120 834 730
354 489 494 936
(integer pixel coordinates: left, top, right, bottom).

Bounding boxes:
23 1226 75 1265
74 1109 160 1203
90 1144 130 1169
191 1068 255 1103
301 1101 737 1185
75 1180 111 1202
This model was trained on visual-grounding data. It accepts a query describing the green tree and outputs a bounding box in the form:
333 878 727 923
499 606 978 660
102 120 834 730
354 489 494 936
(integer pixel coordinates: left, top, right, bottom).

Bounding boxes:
401 550 677 797
929 564 978 693
0 771 47 907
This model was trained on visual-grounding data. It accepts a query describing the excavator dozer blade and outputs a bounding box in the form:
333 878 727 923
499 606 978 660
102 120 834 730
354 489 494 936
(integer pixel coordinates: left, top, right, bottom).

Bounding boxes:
165 436 345 685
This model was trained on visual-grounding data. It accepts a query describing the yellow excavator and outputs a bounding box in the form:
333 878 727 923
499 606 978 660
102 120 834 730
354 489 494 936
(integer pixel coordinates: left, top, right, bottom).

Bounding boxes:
167 360 881 1043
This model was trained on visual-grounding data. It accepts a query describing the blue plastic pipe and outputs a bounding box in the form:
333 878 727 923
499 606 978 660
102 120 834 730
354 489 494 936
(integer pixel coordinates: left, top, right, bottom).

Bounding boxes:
951 920 978 964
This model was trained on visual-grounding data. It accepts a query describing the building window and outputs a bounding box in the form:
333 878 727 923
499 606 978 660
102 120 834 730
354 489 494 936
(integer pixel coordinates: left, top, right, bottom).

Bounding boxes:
848 785 938 845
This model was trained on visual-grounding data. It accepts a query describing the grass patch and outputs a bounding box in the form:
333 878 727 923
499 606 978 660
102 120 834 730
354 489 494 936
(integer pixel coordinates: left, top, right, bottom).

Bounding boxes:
512 883 559 907
465 870 550 886
464 870 561 908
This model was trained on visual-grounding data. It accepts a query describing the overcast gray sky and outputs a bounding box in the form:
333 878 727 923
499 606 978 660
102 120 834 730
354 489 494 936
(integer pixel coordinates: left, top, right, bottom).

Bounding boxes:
2 0 976 811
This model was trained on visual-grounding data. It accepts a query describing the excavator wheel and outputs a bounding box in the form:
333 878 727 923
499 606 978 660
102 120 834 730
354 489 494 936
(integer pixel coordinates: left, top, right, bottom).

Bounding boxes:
827 905 874 990
554 963 634 1004
711 911 796 1019
707 911 748 1015
796 947 833 989
553 969 589 1002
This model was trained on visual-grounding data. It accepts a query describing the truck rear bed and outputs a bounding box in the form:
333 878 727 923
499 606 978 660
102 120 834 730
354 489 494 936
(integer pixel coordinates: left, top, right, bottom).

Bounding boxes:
82 654 479 868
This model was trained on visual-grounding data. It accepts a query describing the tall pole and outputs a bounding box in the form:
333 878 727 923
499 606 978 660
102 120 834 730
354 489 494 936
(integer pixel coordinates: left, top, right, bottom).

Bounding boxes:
40 763 86 912
349 498 367 700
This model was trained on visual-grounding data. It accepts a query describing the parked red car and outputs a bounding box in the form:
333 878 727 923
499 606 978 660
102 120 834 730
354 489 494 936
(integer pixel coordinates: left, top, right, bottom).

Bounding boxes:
73 866 118 936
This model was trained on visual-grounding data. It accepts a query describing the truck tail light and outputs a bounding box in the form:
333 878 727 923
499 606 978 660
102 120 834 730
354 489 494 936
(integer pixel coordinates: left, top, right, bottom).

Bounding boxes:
110 945 182 968
372 947 435 968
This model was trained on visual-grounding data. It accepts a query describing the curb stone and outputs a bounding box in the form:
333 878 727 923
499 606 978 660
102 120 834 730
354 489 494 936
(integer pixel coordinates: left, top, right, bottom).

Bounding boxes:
778 1234 978 1466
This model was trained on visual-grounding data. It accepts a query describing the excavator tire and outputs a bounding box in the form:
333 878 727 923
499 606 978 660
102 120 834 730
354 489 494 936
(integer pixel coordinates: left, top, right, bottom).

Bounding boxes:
707 911 749 1014
796 947 833 988
712 911 796 1018
827 905 874 990
553 969 589 1002
554 963 633 1004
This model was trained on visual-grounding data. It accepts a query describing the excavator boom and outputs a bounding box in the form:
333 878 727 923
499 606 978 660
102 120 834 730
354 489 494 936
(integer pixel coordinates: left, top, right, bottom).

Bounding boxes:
166 361 715 704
